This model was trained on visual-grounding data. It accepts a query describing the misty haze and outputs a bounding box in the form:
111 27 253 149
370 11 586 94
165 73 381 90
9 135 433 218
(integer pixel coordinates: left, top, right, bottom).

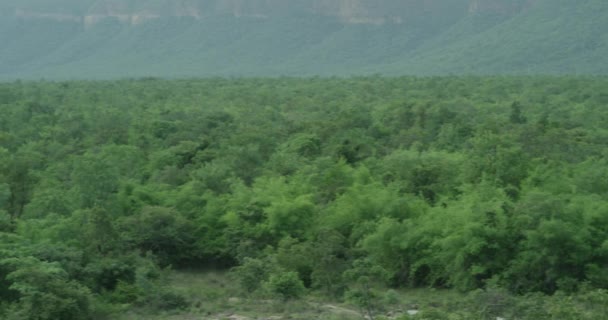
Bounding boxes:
1 0 607 78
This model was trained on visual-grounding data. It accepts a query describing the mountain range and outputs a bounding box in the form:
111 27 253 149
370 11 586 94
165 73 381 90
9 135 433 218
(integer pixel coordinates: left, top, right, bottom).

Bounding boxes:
1 0 607 79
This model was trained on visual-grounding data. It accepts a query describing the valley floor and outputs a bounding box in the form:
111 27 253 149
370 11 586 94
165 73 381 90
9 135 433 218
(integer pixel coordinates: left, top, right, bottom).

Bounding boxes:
119 270 461 320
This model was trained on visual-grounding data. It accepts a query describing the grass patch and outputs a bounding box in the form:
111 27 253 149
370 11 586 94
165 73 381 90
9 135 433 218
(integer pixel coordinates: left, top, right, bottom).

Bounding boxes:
117 270 469 320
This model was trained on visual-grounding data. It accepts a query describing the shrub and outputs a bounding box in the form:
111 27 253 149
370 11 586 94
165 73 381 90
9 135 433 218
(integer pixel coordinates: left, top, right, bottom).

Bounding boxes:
2 257 93 320
416 308 450 320
264 271 306 301
148 290 190 311
84 256 137 292
0 210 14 233
232 257 272 293
108 280 140 304
118 206 198 266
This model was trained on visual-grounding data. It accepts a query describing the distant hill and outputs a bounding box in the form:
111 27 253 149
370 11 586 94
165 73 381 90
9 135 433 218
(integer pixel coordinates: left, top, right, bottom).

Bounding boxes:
1 0 606 79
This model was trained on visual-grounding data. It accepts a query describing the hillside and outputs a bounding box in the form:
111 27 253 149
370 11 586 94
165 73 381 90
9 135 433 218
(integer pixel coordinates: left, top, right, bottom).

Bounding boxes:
0 0 606 79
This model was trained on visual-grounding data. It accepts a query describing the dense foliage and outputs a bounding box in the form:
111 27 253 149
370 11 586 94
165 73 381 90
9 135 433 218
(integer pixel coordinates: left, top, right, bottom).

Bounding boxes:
1 77 608 318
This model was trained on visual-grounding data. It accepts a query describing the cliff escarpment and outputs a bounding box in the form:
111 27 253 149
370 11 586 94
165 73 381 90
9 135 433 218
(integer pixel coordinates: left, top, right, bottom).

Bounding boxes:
468 0 539 15
9 0 479 26
2 0 607 79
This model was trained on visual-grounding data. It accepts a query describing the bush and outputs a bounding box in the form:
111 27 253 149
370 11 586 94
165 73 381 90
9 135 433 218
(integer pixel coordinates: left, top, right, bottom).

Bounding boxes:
147 290 190 311
118 206 198 266
232 257 272 293
108 280 140 304
264 271 306 301
416 308 450 320
466 287 515 319
84 256 137 292
2 257 93 320
0 210 14 233
383 289 400 306
129 259 189 311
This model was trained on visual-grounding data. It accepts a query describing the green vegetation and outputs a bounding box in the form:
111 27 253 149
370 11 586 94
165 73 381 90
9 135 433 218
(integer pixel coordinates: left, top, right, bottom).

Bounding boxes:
1 76 608 319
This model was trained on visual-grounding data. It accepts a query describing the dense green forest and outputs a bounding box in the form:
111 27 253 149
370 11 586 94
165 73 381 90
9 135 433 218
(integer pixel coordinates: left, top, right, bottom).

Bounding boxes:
1 77 608 319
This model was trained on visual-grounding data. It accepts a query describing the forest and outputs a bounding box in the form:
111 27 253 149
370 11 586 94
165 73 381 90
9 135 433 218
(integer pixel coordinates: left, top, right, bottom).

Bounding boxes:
1 76 608 319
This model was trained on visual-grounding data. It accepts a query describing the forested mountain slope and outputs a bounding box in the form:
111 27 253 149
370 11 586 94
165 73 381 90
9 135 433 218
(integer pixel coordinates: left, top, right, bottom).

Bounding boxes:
1 0 607 79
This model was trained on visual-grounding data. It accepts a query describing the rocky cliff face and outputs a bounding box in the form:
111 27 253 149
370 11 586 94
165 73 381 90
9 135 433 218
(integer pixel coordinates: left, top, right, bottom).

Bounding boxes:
10 0 539 27
310 0 472 25
468 0 539 15
10 0 473 26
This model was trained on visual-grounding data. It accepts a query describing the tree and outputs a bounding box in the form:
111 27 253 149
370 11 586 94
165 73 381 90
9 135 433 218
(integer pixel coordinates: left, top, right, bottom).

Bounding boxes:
1 257 93 320
118 206 197 266
509 101 527 124
343 259 390 320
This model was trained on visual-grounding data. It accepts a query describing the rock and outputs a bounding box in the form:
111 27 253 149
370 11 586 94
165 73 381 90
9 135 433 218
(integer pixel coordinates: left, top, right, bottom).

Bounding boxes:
228 297 241 304
407 310 419 316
